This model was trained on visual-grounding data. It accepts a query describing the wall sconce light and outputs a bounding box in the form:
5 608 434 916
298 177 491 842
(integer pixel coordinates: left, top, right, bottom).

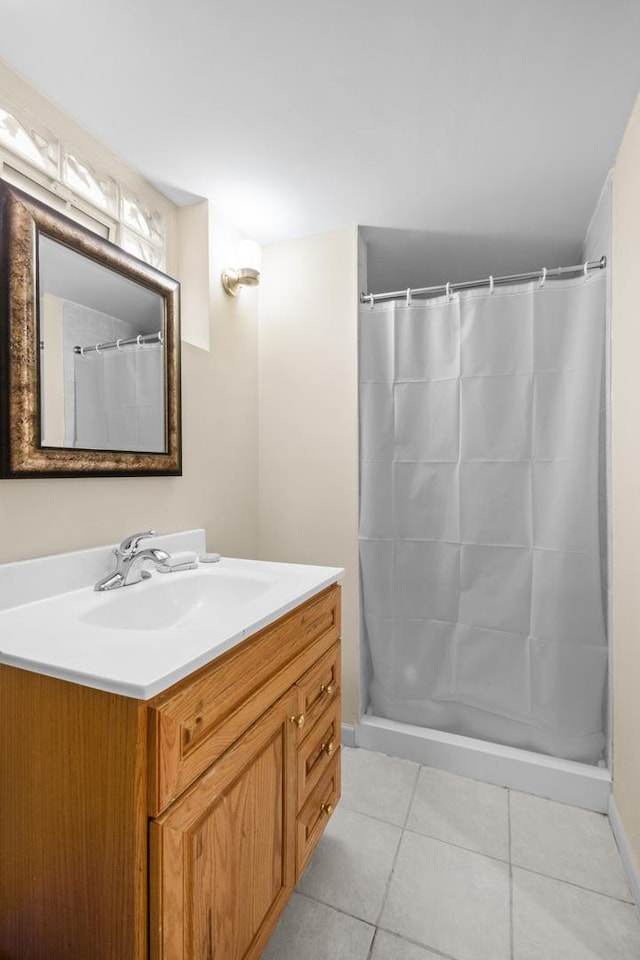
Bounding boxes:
221 239 262 296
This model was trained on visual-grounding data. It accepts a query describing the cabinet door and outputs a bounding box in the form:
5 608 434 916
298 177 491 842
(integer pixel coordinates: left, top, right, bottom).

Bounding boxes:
150 689 298 960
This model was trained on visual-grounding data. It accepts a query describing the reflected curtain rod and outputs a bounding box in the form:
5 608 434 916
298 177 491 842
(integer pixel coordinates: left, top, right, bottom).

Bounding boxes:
360 256 606 305
73 330 163 357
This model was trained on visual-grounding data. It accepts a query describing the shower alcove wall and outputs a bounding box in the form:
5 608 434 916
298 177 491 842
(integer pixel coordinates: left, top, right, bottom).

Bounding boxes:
354 197 612 813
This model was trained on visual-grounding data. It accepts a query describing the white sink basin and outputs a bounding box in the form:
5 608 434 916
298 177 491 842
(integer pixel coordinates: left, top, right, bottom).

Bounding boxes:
0 546 343 700
79 569 277 631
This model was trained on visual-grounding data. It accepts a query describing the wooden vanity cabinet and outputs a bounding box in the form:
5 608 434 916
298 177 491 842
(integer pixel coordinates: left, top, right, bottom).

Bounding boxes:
148 585 341 960
0 584 341 960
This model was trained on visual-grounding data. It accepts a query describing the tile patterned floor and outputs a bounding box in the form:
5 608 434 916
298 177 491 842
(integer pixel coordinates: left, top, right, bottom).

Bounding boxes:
261 746 640 960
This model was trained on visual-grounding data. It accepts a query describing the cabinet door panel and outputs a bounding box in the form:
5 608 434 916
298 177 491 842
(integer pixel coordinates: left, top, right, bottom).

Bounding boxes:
150 689 297 960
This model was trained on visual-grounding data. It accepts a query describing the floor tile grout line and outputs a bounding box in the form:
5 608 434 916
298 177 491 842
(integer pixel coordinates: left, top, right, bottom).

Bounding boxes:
339 798 416 831
508 789 514 960
364 926 379 960
372 761 423 930
401 824 510 865
511 862 636 906
293 890 377 928
375 923 466 960
402 761 423 829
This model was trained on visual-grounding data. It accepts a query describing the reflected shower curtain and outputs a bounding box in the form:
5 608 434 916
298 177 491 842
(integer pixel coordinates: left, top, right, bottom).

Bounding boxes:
359 273 607 763
74 343 164 451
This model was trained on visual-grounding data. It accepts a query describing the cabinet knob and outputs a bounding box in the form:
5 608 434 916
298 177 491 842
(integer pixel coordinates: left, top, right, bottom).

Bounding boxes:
320 802 334 816
320 682 335 697
289 713 305 728
321 739 336 756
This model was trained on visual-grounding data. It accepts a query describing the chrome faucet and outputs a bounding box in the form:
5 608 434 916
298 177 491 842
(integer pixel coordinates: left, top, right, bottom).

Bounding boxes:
94 531 170 591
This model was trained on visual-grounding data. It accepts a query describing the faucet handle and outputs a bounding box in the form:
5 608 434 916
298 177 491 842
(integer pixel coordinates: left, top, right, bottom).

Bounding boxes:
117 530 156 556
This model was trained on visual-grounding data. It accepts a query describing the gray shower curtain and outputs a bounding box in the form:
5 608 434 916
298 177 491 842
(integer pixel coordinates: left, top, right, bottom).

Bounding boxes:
74 343 164 451
359 273 607 763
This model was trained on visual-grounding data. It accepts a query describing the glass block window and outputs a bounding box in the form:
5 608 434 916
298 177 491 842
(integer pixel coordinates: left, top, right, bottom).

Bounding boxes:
120 227 164 270
0 98 167 270
0 106 58 176
1 162 113 239
121 191 165 244
62 150 118 216
1 163 66 211
120 191 165 269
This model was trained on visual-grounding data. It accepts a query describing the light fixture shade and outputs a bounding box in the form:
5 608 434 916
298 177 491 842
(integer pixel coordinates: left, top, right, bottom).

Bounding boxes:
236 239 261 272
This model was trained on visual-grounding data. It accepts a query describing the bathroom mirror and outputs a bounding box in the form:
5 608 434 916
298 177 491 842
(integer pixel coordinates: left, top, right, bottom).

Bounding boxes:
0 181 181 477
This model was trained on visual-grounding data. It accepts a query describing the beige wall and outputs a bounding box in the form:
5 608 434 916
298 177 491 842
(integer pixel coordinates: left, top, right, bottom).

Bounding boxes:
257 229 360 723
612 94 640 870
177 199 211 351
0 62 259 564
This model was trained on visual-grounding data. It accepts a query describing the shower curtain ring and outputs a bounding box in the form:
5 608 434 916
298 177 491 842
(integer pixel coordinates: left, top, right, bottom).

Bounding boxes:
488 275 494 294
79 345 86 358
583 261 589 279
136 335 143 347
95 342 102 355
406 287 412 306
539 267 547 288
115 338 123 351
158 330 163 345
445 282 452 301
369 294 375 308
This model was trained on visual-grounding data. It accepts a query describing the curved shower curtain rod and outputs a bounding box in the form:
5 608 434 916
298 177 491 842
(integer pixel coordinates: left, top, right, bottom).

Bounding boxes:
360 255 606 306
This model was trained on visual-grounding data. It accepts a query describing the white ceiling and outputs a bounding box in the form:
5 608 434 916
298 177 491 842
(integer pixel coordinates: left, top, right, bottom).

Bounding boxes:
1 0 639 284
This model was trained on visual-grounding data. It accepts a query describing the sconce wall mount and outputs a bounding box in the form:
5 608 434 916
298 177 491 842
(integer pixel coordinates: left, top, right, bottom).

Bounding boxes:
221 265 260 296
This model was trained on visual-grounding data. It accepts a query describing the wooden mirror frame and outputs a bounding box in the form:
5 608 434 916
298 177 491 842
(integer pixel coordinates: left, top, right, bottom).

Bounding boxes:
0 181 181 477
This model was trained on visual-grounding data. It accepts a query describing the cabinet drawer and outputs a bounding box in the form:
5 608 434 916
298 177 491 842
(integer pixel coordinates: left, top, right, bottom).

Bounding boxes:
148 586 340 816
294 641 341 743
296 749 341 878
297 697 341 811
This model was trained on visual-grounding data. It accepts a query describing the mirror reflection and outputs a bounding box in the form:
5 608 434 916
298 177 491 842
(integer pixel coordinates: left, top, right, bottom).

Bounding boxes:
38 235 166 453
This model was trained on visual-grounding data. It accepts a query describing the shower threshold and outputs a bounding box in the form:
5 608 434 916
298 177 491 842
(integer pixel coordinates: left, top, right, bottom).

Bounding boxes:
354 714 611 813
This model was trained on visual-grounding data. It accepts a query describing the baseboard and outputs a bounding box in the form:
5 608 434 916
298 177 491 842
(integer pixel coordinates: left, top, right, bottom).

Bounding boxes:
609 795 640 907
341 723 356 748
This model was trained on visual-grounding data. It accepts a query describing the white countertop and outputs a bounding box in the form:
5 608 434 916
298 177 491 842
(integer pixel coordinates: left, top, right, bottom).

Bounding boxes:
0 533 343 699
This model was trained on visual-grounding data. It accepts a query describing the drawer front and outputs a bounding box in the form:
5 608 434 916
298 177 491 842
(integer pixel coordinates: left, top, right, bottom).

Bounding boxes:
296 749 341 878
297 697 341 812
148 585 341 816
294 641 341 743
